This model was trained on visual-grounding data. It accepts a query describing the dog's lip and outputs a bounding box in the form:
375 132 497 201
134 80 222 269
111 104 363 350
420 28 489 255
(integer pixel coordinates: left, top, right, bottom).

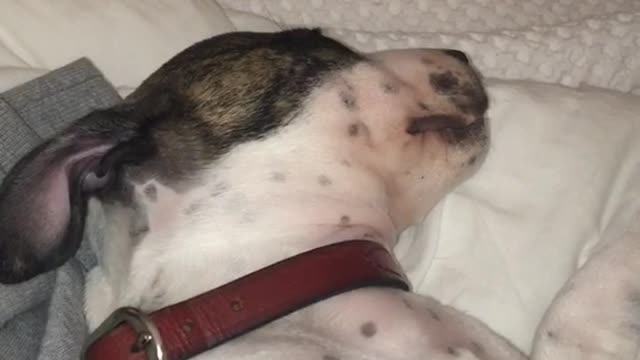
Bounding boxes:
405 114 470 135
440 116 486 144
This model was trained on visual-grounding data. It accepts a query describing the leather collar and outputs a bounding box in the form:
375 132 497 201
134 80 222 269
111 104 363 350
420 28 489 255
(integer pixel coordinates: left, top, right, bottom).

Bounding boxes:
83 240 410 360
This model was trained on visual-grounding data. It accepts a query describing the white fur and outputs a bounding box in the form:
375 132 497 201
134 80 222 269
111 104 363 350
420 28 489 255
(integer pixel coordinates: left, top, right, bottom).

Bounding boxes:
84 50 523 359
531 216 640 360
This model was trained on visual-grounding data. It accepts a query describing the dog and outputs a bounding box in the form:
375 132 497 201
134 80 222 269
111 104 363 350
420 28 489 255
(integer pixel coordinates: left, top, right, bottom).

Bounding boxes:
0 29 528 359
531 209 640 359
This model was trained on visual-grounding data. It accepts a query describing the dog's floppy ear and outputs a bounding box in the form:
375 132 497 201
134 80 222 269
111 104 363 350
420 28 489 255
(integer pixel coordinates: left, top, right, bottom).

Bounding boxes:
0 103 160 284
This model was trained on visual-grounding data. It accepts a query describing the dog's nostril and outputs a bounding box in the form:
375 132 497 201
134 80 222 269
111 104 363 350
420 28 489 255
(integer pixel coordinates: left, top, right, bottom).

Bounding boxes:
443 50 469 64
406 115 467 135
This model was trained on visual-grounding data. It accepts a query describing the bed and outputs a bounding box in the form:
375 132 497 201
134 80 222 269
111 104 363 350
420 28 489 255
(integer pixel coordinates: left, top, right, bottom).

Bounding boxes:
0 1 638 358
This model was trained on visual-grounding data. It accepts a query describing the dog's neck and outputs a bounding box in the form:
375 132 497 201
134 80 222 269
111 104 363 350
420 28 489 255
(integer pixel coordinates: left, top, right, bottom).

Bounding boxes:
85 130 411 328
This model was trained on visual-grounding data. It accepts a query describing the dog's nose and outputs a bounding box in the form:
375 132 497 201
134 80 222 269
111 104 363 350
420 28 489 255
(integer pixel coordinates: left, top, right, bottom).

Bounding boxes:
442 50 469 64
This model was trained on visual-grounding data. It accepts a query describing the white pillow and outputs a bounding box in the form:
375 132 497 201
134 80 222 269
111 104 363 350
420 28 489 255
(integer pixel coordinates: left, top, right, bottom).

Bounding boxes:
219 1 640 94
219 0 639 33
0 0 235 90
225 8 282 33
396 80 640 352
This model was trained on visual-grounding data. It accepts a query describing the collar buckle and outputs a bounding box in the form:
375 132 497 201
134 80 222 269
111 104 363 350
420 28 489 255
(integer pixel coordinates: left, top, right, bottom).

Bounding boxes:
83 307 165 360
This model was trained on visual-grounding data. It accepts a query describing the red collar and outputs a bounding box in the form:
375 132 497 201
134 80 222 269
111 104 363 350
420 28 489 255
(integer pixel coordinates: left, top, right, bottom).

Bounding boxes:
83 240 410 360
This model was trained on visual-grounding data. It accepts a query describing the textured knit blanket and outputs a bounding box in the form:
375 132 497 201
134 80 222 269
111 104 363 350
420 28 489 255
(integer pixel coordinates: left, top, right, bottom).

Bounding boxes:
0 58 121 360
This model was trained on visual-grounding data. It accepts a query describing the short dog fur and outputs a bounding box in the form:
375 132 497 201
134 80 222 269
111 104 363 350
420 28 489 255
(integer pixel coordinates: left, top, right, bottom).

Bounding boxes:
0 29 529 359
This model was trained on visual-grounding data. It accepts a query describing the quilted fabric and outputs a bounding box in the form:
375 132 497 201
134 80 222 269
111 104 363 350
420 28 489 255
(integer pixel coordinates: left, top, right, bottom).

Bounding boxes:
219 0 640 33
219 0 640 94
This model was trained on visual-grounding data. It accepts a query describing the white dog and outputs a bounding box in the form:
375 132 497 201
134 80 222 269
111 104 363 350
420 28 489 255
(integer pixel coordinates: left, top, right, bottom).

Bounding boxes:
0 29 527 360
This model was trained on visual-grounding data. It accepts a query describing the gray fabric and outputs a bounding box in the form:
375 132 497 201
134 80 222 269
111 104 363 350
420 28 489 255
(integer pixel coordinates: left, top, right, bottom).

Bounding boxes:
0 58 122 360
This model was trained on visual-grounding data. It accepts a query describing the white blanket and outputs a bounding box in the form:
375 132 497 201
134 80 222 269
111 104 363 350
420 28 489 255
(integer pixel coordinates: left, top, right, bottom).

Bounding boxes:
220 0 640 95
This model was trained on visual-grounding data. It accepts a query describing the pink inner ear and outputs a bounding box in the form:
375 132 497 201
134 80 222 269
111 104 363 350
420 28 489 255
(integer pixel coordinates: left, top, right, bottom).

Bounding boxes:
0 107 142 282
41 171 71 249
33 144 113 256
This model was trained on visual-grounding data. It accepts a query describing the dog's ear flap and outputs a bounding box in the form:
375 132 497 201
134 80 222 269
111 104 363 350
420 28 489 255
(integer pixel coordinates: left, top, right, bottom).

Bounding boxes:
0 106 156 284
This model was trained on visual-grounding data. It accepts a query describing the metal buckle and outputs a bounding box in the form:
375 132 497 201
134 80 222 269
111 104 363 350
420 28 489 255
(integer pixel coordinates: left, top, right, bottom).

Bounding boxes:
82 307 165 360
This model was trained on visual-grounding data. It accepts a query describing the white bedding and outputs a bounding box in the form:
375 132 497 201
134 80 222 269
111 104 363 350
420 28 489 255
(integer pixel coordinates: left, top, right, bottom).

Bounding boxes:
220 0 640 95
397 81 640 350
0 0 639 354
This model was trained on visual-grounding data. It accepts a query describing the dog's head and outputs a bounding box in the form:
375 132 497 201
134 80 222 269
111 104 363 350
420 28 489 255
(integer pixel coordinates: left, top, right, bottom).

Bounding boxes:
0 29 488 284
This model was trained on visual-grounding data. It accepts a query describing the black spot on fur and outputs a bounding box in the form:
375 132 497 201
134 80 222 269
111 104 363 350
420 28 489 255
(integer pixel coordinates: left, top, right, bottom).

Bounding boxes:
340 91 357 110
469 341 485 357
402 298 414 310
381 82 398 94
270 172 286 182
467 155 478 166
318 175 332 186
340 215 350 225
447 347 460 357
143 184 157 201
360 321 377 338
348 123 359 137
427 308 441 321
430 71 460 94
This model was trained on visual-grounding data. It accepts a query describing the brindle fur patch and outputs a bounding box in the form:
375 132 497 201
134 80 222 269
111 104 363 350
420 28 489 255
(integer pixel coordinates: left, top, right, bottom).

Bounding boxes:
447 347 460 357
122 29 363 183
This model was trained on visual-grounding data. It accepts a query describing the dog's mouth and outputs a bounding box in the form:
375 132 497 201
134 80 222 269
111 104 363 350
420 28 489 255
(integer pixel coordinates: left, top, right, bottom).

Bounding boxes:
406 115 485 144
